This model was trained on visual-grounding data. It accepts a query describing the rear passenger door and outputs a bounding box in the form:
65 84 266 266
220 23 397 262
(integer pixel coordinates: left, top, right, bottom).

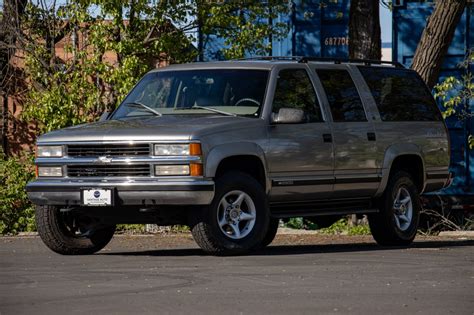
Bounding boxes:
314 65 380 198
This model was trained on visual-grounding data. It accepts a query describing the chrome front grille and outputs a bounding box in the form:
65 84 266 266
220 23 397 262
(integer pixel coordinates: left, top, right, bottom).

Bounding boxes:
67 144 150 157
67 164 151 177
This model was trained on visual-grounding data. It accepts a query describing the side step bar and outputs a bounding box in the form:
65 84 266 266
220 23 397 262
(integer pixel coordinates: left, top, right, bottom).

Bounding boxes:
270 198 379 218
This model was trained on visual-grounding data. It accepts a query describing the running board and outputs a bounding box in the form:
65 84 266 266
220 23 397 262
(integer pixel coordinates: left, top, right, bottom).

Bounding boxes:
269 198 379 218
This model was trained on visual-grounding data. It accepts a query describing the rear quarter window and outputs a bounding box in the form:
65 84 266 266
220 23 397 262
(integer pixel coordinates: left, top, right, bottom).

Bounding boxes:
358 66 442 121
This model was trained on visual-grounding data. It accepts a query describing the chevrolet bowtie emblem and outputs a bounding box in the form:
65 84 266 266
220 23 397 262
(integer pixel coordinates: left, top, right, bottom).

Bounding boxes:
94 156 113 164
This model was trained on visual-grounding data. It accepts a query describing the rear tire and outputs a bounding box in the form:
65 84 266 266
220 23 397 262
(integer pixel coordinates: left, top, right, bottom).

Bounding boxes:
191 171 269 255
35 205 116 255
369 171 420 246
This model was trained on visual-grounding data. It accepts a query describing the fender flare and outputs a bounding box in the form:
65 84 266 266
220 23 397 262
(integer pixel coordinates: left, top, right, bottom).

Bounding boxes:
375 144 426 196
205 142 270 193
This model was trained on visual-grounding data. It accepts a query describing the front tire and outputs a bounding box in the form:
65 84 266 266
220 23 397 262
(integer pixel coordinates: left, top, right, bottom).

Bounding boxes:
254 217 280 249
191 172 269 255
369 171 420 246
35 205 116 255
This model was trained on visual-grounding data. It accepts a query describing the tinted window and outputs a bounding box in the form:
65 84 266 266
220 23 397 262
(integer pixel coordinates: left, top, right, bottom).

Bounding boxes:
272 69 323 122
358 66 442 121
317 69 367 122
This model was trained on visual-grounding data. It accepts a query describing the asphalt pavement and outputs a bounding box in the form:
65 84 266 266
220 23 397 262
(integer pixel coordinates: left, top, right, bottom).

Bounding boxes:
1 233 473 314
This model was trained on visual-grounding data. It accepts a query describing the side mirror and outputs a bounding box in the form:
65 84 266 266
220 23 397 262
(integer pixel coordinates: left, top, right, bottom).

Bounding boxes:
98 111 111 122
271 108 305 124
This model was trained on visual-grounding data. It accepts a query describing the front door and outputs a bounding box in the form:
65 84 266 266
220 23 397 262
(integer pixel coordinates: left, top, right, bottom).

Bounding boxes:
266 67 334 202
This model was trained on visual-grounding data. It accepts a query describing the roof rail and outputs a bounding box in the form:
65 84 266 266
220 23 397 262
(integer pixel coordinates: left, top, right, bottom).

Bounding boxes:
233 56 404 68
234 56 303 61
297 56 404 68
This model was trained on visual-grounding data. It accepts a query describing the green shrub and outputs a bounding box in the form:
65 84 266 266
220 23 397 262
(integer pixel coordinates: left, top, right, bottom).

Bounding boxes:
0 154 36 234
319 218 371 235
116 224 147 234
284 217 304 229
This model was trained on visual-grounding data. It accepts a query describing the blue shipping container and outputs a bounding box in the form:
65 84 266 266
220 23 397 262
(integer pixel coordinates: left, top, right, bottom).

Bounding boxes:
393 0 474 209
199 0 351 61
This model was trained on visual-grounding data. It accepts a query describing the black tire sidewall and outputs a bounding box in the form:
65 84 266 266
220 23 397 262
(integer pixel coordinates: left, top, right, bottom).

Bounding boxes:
257 217 279 249
36 205 115 255
204 172 269 251
371 172 420 244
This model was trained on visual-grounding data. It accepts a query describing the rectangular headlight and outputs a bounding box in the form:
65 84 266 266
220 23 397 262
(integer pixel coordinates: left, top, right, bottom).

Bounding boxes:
37 145 63 157
154 144 190 156
37 166 63 177
155 165 189 176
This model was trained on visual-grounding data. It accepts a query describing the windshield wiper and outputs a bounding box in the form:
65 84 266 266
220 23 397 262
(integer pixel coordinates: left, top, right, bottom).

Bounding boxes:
175 105 236 117
123 102 162 116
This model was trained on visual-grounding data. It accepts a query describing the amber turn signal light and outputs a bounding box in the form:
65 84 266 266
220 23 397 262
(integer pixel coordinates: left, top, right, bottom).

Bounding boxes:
189 143 202 156
190 163 203 176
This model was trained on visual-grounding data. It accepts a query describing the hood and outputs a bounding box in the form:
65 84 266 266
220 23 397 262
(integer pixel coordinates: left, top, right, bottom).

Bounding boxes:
38 115 264 143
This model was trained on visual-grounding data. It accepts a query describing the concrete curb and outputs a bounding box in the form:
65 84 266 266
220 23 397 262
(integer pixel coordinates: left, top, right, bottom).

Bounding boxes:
17 232 39 237
276 228 321 235
438 231 474 237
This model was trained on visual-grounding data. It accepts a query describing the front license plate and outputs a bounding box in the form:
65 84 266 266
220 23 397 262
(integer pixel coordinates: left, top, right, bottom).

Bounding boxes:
82 189 112 206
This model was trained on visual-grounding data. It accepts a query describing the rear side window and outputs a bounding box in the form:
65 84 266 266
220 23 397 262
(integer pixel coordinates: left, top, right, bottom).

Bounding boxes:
316 69 367 122
358 66 442 121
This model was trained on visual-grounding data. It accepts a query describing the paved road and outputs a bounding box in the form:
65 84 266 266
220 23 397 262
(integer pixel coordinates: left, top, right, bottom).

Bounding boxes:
1 234 473 314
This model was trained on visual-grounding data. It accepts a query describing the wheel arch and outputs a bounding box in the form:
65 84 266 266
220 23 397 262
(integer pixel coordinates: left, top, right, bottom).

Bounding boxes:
205 143 270 193
376 144 426 196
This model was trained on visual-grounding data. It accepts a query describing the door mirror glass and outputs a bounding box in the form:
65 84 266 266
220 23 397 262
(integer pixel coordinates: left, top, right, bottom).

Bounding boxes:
271 108 305 124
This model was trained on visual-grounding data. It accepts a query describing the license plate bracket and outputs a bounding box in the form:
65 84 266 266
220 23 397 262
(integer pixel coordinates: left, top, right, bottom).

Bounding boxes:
81 188 114 206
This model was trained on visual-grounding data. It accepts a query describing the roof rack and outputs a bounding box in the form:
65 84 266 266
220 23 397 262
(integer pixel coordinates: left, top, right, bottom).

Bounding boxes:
234 56 404 68
298 57 404 68
234 56 303 62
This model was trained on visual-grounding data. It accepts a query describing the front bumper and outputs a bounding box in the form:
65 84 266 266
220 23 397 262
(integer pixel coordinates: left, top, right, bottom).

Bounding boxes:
26 179 215 206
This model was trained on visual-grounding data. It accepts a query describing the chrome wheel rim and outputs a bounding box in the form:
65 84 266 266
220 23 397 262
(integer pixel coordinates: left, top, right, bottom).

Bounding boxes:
217 190 256 240
392 187 413 231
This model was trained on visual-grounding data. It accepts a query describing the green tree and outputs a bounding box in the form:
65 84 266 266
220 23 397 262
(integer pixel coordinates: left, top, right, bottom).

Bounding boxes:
434 51 473 148
197 0 289 59
12 0 288 133
0 153 36 234
19 0 196 133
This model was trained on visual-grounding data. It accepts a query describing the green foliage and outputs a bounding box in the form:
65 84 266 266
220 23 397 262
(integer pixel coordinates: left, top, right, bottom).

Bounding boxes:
198 1 289 59
283 217 319 230
169 225 190 233
0 155 36 234
319 218 371 235
21 1 186 133
18 1 289 133
116 224 146 234
285 217 304 229
434 50 473 148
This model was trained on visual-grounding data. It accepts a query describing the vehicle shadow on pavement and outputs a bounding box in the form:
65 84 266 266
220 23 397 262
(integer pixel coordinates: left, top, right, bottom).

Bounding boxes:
100 239 474 257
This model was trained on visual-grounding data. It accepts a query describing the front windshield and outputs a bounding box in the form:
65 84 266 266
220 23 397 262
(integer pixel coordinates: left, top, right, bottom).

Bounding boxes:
112 69 269 119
